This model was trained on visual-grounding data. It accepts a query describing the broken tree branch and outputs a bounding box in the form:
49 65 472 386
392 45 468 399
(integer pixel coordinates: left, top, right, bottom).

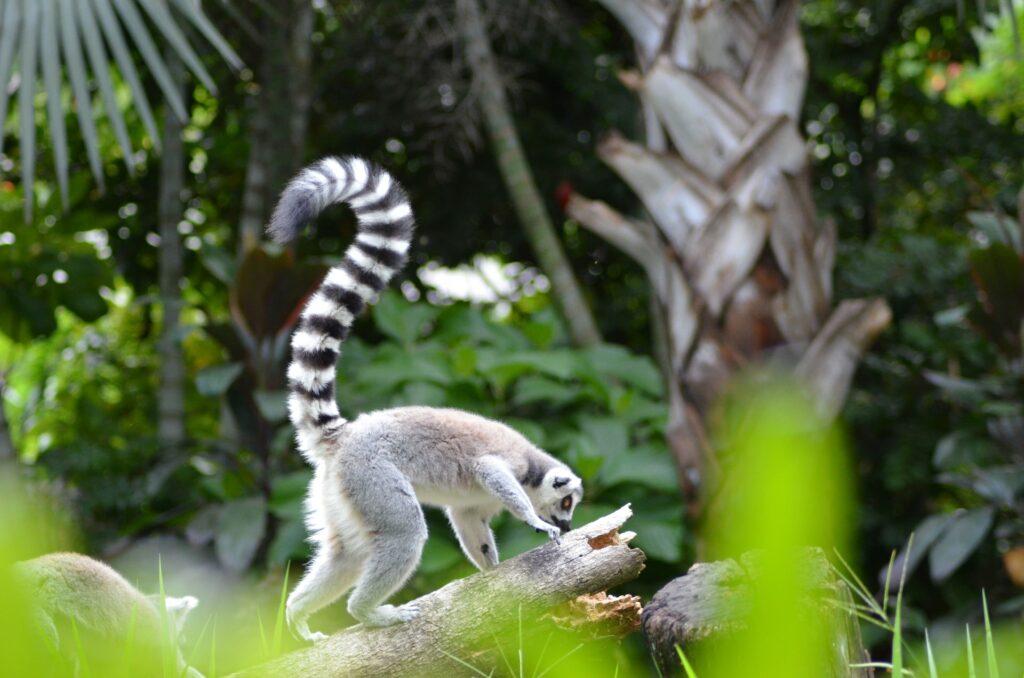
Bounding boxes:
232 506 645 678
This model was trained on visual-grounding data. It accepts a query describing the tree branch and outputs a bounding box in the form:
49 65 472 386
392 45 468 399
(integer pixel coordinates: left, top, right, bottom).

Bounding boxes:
232 506 645 677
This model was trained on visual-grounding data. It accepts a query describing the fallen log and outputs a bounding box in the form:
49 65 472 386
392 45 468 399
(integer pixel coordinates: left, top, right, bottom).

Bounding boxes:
232 505 645 677
642 548 872 677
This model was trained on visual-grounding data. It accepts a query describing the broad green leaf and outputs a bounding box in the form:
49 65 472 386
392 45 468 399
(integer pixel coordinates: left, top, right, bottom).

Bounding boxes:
254 390 289 424
630 515 684 563
599 446 678 492
891 512 957 588
928 507 995 581
419 535 463 574
267 518 309 566
372 290 438 345
583 344 663 396
195 363 244 396
578 416 630 461
476 349 579 389
215 497 268 571
511 375 582 409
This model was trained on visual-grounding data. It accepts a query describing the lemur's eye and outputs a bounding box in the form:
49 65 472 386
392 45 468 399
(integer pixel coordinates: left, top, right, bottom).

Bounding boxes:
561 496 572 511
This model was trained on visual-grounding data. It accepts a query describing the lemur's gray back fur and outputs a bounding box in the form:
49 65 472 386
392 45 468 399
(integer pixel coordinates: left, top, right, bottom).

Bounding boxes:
268 157 415 464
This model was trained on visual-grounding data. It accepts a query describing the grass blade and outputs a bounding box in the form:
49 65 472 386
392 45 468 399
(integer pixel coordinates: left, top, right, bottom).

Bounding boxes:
119 601 141 676
676 645 698 678
40 0 70 209
70 617 93 678
136 0 218 94
892 534 914 678
0 0 22 164
534 642 583 678
966 623 976 678
170 0 244 70
438 648 492 678
157 556 177 678
882 549 896 617
18 0 40 222
76 0 136 176
59 0 105 190
925 628 938 678
982 590 1000 678
108 0 187 122
91 0 161 149
271 562 290 658
256 609 269 660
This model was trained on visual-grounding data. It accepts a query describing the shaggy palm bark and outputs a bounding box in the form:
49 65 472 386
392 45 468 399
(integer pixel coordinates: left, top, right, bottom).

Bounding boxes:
456 0 602 347
568 0 891 514
157 53 187 449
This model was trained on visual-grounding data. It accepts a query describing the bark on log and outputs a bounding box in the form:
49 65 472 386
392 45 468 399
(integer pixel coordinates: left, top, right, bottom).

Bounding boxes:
232 506 645 678
642 549 872 677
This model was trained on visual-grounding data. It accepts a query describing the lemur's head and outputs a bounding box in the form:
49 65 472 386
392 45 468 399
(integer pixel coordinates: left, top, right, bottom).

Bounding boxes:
531 467 583 534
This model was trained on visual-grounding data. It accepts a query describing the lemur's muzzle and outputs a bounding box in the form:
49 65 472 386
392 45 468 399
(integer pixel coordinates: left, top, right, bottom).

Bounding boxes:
553 518 572 534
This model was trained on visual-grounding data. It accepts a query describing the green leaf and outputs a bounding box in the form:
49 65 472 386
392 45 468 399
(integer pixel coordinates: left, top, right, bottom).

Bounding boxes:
892 513 958 587
511 375 582 409
578 416 630 461
928 507 995 581
215 497 268 572
599 446 678 492
267 518 309 566
419 535 463 574
630 515 684 563
254 390 289 424
583 344 663 396
0 1 20 163
476 349 579 389
19 0 40 221
372 290 438 346
195 363 244 397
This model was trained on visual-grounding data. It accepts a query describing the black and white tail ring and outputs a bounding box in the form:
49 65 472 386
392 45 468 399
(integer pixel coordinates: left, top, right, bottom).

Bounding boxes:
267 157 416 464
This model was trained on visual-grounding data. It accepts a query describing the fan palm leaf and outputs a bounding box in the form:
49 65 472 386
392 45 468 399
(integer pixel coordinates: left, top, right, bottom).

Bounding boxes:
0 0 242 221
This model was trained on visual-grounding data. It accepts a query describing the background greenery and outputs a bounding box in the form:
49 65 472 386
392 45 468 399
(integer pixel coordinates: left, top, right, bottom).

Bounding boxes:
1 0 1023 673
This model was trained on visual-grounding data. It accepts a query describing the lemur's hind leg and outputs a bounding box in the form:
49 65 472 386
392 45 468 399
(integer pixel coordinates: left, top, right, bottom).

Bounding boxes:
343 459 427 627
286 538 363 642
446 507 498 570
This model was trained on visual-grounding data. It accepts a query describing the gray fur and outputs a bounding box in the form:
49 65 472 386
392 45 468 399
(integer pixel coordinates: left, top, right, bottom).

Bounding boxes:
276 158 584 642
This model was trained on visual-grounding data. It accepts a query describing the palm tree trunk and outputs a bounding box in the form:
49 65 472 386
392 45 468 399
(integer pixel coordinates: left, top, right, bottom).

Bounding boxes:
157 52 187 449
456 0 601 347
570 0 892 515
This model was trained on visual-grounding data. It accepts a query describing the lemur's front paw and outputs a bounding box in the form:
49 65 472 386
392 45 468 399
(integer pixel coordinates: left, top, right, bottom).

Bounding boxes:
531 519 562 544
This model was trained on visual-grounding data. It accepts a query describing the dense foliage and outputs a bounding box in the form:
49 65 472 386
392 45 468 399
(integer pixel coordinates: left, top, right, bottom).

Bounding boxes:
1 0 1023 669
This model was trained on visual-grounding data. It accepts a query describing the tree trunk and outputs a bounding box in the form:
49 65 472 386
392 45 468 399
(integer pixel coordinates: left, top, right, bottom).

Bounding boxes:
0 374 15 461
157 52 187 449
456 0 602 347
230 506 645 678
570 0 892 514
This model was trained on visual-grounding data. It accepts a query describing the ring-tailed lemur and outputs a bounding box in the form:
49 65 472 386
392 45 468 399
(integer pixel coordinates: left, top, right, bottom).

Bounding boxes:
15 553 202 677
270 157 583 640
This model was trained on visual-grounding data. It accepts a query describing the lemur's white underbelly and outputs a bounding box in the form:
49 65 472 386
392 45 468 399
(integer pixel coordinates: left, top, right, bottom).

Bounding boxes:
413 483 499 511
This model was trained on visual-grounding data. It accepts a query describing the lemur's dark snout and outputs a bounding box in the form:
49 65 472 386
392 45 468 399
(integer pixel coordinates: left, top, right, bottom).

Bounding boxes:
554 518 571 534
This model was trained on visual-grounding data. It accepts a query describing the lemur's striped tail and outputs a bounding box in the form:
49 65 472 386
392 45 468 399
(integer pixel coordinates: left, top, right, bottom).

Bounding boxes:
269 156 415 464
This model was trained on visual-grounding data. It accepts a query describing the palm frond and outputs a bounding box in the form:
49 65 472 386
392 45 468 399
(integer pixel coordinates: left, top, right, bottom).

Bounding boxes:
0 0 243 221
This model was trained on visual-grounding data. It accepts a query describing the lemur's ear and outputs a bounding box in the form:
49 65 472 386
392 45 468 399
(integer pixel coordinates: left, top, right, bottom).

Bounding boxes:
552 476 570 489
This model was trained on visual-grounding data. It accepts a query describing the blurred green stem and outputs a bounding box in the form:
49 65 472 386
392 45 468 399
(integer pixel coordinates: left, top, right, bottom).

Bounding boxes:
157 51 187 449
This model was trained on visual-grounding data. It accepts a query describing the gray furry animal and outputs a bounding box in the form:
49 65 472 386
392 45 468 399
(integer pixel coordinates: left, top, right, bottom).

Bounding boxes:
15 552 202 677
270 156 583 640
